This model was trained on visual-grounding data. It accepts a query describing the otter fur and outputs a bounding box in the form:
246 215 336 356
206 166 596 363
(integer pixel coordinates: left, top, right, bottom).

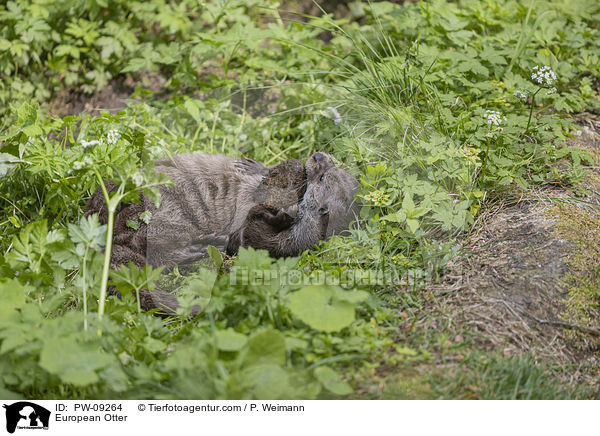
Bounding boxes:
229 152 359 258
84 152 360 313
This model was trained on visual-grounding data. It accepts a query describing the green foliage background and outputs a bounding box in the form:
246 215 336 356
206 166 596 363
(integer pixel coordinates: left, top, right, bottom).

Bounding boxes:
0 0 599 399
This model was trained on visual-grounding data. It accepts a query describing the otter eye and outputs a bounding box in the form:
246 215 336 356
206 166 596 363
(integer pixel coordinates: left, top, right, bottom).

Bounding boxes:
319 174 325 182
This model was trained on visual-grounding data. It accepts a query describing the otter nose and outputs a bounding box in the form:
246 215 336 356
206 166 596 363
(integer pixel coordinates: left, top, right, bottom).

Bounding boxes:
312 152 326 162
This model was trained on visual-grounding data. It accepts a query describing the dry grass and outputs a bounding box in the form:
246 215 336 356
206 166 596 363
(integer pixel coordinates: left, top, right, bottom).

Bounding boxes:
417 118 600 391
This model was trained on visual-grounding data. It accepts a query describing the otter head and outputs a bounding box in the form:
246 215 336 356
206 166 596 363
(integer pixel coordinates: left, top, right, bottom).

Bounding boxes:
301 152 360 238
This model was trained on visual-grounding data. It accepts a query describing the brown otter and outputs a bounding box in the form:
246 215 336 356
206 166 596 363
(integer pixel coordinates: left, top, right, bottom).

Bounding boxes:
143 152 359 268
225 157 309 257
229 152 359 258
85 152 360 313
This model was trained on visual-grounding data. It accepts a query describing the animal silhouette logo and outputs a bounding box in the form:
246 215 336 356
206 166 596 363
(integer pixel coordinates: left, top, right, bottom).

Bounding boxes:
3 402 50 433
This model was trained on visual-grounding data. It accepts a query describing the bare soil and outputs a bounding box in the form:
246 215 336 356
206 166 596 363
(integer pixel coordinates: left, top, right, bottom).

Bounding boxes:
47 72 167 118
427 118 600 386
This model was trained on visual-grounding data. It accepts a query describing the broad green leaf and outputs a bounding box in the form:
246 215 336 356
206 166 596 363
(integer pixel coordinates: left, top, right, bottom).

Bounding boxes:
22 123 43 136
289 286 356 332
0 385 22 400
381 211 406 223
244 329 286 367
184 99 202 122
0 279 29 318
215 328 247 352
241 364 290 399
332 288 369 304
314 366 353 395
284 337 308 351
40 337 113 386
406 218 420 233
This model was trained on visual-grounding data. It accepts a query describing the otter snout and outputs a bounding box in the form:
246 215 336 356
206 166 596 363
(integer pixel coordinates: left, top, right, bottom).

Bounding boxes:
312 152 326 162
306 152 334 182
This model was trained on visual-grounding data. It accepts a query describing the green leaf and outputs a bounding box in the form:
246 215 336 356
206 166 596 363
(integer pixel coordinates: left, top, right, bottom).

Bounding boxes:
0 279 29 319
180 269 217 306
241 364 290 399
22 123 43 136
0 153 20 178
126 219 140 230
332 288 369 304
0 386 23 400
207 245 223 269
289 286 356 332
68 214 106 249
110 262 164 293
143 337 167 354
183 99 202 122
406 218 420 233
40 337 113 386
140 211 152 224
381 211 406 223
244 329 286 367
17 102 38 124
314 366 353 395
215 328 247 352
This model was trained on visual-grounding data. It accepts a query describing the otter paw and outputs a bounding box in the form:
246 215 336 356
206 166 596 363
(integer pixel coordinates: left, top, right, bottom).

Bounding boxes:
248 205 295 231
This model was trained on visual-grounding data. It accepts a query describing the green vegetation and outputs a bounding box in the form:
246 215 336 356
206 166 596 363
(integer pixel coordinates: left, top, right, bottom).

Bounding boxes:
1 0 599 399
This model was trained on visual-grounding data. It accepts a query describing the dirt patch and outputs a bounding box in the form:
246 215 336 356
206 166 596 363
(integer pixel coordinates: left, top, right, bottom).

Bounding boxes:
46 72 167 118
428 120 600 376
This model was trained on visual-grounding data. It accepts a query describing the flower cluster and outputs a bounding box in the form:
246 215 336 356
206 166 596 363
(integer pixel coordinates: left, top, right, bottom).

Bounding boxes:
513 89 528 102
79 129 120 148
531 65 556 86
80 139 100 148
364 189 390 206
484 110 506 126
106 129 120 145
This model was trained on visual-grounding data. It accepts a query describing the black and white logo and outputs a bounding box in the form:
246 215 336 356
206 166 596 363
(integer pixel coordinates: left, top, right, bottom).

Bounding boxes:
3 402 50 434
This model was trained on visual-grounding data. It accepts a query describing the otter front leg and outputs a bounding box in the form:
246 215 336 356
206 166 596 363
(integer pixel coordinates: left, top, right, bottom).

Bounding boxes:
247 205 296 231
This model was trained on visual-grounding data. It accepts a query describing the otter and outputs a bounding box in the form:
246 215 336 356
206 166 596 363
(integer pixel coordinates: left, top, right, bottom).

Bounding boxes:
228 152 359 258
142 152 359 268
85 152 360 313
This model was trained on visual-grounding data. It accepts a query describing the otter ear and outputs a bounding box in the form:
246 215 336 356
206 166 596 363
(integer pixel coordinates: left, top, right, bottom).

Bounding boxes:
234 157 269 176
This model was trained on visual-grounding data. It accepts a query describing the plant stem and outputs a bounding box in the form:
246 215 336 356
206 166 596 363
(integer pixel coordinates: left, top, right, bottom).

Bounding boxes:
93 170 117 329
525 87 542 134
82 248 89 331
136 288 141 314
479 137 491 187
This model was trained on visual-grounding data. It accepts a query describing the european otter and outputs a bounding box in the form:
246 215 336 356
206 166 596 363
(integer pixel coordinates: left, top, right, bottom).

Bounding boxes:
225 157 308 257
143 152 359 268
229 152 359 258
85 152 360 313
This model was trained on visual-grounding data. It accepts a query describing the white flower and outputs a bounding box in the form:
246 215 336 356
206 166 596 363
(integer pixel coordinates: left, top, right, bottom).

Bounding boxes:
327 106 342 125
80 139 101 148
484 110 506 126
106 129 120 145
513 89 528 102
531 65 556 86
